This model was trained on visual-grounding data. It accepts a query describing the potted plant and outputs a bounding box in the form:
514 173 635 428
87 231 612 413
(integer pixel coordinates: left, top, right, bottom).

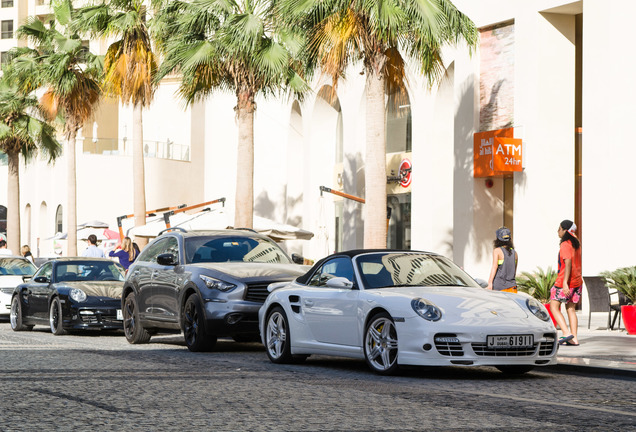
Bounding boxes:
601 266 636 335
517 267 558 326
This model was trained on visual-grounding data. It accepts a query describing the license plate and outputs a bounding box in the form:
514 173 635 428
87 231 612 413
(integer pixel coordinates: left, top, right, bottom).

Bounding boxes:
487 335 534 349
116 309 123 320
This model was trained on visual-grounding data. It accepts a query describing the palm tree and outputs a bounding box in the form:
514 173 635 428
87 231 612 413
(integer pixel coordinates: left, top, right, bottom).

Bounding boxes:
0 78 62 254
153 0 309 229
75 0 157 246
13 0 103 256
278 0 478 247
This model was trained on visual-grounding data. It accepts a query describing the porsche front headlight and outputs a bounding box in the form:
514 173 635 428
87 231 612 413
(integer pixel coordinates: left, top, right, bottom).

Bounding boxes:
411 298 442 321
200 275 236 292
69 288 87 303
526 298 551 322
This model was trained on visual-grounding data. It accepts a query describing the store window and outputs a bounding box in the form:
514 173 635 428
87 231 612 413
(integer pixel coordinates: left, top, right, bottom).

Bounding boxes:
55 205 63 234
386 90 412 154
1 0 13 7
1 20 13 39
0 205 6 238
387 194 411 250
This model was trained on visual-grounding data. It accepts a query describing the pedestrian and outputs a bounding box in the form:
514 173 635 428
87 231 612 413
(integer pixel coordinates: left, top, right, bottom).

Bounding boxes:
21 245 34 264
109 236 137 270
550 219 582 346
0 239 13 255
81 234 105 258
486 227 518 292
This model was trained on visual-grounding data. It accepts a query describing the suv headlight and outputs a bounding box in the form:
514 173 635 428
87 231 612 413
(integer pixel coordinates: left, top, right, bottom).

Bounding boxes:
411 298 442 321
526 298 551 322
69 288 87 303
200 275 236 292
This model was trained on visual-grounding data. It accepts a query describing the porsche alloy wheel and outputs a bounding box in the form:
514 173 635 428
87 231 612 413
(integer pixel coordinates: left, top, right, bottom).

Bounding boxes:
265 307 293 363
123 292 151 344
182 295 216 352
49 297 67 335
364 313 399 375
10 296 32 331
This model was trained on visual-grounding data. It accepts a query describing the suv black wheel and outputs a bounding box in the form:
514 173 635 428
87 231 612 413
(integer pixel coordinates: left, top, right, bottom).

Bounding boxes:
123 292 151 344
182 295 217 352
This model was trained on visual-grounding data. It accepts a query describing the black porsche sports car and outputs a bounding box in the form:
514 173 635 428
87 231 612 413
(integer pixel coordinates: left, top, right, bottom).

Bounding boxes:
10 258 125 334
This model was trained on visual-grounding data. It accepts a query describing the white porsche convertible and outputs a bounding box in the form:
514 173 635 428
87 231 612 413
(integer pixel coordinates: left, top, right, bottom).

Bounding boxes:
259 250 558 375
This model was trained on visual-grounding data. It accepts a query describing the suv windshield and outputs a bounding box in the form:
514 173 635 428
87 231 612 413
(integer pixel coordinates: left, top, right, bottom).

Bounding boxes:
0 257 37 276
356 252 480 289
185 236 291 264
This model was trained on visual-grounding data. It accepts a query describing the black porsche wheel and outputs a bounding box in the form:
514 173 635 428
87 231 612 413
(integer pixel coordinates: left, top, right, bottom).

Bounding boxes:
10 296 32 332
495 365 535 375
182 295 216 352
364 312 399 375
123 292 151 344
49 297 67 335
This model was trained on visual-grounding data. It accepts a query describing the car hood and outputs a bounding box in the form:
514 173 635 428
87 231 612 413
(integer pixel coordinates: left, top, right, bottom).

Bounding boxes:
0 275 28 289
56 281 123 299
193 262 309 280
365 286 529 320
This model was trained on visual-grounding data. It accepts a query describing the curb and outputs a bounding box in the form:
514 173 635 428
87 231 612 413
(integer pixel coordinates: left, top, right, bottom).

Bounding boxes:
549 357 636 379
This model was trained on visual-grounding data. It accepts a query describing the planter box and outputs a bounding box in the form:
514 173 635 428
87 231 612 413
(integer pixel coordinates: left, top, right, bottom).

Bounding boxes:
622 305 636 335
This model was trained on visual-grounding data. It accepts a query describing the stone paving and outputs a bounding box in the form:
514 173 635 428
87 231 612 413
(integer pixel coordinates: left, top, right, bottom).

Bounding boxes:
0 321 635 431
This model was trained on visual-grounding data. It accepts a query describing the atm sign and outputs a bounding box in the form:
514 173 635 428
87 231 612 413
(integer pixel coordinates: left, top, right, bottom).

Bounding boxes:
493 137 522 172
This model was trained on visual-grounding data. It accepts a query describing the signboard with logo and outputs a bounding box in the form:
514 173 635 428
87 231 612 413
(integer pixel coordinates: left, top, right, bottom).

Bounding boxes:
473 128 522 177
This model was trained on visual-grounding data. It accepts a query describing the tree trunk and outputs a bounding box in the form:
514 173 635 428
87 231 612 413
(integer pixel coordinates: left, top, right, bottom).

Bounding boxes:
364 69 388 248
234 95 254 229
132 103 148 248
6 151 20 254
67 133 78 256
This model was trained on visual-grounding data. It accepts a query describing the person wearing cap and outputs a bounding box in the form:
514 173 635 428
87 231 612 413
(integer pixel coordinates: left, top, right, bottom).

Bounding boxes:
486 227 518 293
551 219 582 346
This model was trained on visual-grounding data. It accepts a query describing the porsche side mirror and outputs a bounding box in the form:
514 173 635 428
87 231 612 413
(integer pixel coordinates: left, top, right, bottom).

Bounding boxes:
157 253 178 266
22 275 32 283
291 253 304 265
325 277 354 289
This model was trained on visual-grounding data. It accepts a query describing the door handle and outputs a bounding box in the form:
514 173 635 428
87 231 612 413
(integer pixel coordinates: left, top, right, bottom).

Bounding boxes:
303 299 314 307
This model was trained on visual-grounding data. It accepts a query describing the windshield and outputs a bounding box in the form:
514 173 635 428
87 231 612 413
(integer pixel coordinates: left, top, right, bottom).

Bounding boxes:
185 236 291 264
54 261 125 282
0 258 37 276
355 252 480 289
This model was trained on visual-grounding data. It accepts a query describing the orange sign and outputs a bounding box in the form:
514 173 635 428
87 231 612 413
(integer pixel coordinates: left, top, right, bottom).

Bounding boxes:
473 128 521 177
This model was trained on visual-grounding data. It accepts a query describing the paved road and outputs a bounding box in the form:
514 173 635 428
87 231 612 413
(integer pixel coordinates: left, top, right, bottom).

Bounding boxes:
0 322 634 431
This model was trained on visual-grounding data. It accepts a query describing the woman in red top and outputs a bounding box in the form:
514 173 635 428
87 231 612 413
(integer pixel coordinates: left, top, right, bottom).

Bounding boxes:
550 220 582 346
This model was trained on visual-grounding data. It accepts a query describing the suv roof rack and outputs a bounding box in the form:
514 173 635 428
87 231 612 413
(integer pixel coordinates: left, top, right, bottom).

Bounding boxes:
158 227 188 236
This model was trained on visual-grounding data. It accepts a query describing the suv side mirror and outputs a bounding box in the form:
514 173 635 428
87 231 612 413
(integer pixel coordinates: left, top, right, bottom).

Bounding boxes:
34 276 49 283
291 253 304 265
157 253 178 266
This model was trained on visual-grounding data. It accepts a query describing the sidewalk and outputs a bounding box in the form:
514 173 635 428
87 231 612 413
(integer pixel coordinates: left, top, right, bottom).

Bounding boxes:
549 311 636 377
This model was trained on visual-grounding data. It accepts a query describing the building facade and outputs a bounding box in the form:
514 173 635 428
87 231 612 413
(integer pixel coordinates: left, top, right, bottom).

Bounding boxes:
1 0 634 284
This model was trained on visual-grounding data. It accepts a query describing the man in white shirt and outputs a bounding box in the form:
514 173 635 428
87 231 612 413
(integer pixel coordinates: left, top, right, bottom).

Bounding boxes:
81 234 105 258
0 239 13 255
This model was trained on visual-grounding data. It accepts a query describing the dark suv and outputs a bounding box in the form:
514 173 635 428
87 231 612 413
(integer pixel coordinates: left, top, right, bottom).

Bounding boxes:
122 229 308 351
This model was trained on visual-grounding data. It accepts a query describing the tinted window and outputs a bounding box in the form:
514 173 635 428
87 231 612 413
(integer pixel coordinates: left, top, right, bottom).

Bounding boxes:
55 261 125 282
0 257 37 276
356 253 480 289
35 262 53 280
307 257 354 287
138 238 175 264
185 236 290 264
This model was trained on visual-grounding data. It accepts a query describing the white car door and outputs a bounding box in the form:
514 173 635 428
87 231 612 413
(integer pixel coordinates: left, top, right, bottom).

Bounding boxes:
301 257 360 346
